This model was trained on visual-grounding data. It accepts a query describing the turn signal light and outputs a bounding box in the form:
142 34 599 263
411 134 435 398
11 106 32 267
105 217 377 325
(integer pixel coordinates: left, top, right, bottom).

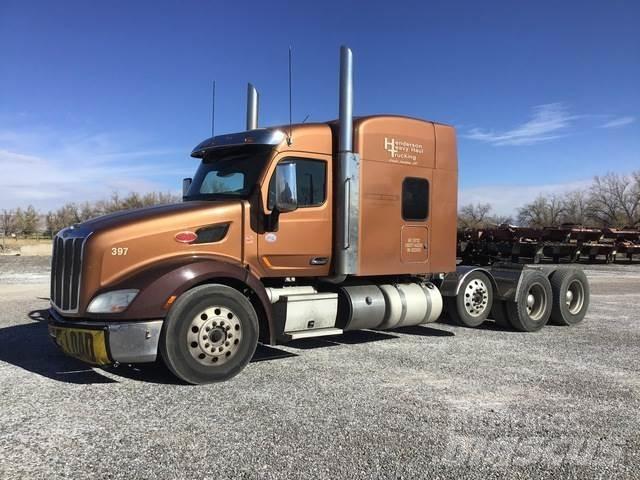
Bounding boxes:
175 231 197 244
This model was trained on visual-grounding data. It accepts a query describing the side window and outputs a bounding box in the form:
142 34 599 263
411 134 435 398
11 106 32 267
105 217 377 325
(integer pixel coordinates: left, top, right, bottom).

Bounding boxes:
402 177 429 221
268 158 327 209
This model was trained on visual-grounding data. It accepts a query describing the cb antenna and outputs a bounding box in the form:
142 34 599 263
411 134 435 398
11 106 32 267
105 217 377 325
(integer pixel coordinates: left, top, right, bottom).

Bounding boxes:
211 80 216 137
287 46 293 145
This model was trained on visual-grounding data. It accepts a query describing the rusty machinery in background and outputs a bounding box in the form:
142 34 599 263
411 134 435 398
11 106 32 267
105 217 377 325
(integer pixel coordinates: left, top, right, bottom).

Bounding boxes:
458 225 640 265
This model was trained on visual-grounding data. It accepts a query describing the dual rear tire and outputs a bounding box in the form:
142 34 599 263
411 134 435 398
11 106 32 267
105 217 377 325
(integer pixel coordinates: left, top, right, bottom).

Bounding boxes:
549 268 589 326
503 271 553 332
449 268 589 332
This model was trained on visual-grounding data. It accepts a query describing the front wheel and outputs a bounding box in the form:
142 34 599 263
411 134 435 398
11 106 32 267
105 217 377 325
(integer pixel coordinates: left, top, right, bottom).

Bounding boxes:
160 284 259 384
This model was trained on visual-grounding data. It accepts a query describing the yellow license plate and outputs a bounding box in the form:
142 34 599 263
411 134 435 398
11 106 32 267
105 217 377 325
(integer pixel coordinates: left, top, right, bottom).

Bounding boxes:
49 325 111 365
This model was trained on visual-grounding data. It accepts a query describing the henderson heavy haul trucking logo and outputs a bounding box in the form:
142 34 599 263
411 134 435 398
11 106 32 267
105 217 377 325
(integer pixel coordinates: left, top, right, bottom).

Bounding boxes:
384 137 424 164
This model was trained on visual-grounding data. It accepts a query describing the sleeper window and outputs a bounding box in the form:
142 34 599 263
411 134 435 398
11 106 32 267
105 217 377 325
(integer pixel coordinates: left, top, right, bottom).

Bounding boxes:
402 177 429 221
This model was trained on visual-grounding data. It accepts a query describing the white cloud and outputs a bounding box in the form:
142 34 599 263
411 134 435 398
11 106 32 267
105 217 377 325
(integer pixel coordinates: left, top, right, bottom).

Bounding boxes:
599 116 635 129
459 179 592 217
464 103 577 146
0 125 190 211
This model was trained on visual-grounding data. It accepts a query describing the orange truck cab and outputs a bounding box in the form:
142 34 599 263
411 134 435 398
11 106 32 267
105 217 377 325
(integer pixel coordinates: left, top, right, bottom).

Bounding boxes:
48 46 590 384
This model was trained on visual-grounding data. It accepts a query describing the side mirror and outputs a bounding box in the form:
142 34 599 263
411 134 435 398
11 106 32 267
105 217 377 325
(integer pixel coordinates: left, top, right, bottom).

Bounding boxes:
274 162 298 212
182 178 192 198
265 162 298 232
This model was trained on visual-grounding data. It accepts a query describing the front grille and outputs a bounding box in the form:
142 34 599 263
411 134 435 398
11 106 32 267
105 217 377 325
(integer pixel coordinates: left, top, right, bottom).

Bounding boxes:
51 231 87 312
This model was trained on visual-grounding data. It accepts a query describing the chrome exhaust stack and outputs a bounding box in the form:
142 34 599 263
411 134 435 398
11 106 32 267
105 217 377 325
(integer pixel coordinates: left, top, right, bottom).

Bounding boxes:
334 45 360 277
246 83 259 130
338 46 354 153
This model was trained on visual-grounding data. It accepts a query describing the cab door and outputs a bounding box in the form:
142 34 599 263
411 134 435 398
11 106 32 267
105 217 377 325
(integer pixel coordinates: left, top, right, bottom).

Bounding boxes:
258 152 332 277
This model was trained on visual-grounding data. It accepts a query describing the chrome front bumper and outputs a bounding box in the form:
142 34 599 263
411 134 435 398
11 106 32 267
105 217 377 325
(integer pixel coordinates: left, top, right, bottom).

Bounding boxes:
48 309 163 364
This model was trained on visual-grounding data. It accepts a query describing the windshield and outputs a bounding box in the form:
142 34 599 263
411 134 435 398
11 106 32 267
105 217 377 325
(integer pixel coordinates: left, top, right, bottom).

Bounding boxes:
184 145 272 201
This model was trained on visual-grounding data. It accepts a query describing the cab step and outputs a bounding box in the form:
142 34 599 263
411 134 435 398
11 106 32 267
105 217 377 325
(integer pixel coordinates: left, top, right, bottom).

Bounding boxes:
287 327 344 340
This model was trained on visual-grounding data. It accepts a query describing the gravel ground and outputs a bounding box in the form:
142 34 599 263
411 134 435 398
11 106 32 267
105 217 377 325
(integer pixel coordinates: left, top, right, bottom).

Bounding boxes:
0 258 638 479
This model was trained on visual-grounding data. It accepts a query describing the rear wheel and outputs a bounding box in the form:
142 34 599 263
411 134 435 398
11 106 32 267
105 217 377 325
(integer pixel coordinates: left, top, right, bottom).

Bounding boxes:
447 271 494 327
549 268 589 326
160 284 259 384
506 271 552 332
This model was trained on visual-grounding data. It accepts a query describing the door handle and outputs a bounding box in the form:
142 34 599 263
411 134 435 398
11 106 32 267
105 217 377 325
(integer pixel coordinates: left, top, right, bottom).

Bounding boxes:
310 257 329 265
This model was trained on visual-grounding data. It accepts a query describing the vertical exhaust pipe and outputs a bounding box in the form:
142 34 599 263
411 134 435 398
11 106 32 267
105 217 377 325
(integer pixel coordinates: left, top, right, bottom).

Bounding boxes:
338 46 353 153
334 45 360 277
246 83 259 130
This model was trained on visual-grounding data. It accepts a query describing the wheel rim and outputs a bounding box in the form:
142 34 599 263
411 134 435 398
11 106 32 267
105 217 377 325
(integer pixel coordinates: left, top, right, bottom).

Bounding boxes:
463 278 489 317
525 283 547 321
566 280 585 315
188 306 242 366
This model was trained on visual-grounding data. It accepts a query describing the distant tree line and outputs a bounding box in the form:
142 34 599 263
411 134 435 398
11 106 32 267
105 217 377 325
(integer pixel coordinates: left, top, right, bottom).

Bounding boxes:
2 171 639 238
1 191 180 237
1 206 40 237
459 171 640 229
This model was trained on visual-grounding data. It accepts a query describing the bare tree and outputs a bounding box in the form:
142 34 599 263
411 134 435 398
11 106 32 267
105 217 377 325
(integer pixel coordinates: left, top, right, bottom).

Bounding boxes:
587 172 640 227
79 202 95 222
19 205 39 236
517 194 564 228
13 207 24 236
1 209 16 250
560 190 589 225
45 204 81 235
44 191 180 235
458 203 493 229
1 209 16 236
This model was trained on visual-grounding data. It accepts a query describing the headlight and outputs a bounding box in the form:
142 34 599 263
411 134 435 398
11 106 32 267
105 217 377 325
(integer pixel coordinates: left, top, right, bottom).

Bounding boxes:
87 289 139 313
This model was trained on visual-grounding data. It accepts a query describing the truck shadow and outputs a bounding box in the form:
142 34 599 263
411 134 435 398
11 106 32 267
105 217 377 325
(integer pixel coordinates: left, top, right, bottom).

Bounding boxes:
285 325 454 350
103 345 298 384
391 325 455 337
0 310 117 384
4 312 452 385
438 315 532 333
0 309 298 385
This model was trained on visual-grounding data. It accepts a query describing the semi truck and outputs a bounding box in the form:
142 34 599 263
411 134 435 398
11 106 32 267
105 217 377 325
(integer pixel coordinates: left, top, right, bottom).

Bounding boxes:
48 46 590 384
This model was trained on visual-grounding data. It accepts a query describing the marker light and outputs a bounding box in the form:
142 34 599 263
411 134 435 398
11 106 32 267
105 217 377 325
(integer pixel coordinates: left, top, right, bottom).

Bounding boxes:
175 231 197 243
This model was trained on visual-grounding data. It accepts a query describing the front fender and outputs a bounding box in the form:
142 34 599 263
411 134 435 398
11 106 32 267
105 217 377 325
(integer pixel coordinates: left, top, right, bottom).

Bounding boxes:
86 256 275 344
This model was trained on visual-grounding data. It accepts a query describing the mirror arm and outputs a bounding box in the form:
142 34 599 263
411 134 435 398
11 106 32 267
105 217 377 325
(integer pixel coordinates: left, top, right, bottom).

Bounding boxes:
266 206 281 232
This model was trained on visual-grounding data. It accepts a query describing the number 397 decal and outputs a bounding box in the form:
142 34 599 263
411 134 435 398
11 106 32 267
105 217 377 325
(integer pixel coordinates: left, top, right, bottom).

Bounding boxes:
111 247 129 256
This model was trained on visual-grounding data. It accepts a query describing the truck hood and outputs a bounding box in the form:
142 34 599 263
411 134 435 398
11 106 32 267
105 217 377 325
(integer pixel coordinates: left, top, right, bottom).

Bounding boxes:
80 201 233 233
77 200 246 292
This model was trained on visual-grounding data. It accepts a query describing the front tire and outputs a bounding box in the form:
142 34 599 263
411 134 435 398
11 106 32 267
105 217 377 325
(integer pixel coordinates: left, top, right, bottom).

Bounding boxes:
160 284 259 384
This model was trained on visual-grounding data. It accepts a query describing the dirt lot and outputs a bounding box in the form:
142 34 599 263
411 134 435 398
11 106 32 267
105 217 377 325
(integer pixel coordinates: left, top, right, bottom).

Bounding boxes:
0 238 52 256
0 257 638 479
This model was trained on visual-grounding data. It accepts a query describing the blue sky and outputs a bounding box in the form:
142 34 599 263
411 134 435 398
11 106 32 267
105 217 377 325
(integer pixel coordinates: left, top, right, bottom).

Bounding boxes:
1 0 638 214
